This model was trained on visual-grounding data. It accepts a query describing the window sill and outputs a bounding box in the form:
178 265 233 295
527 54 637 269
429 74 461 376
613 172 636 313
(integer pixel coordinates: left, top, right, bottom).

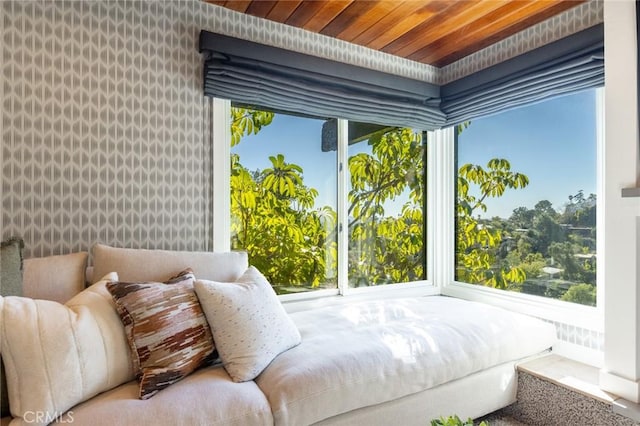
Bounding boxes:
281 282 439 313
442 281 602 333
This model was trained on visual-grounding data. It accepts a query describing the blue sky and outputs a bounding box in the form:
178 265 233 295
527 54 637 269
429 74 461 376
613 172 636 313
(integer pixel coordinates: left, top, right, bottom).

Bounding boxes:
232 113 338 210
232 88 597 219
457 89 597 218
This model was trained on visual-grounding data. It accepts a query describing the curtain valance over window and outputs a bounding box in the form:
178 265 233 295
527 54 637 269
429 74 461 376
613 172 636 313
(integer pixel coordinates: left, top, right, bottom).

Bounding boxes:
199 31 446 130
441 24 604 125
200 24 603 130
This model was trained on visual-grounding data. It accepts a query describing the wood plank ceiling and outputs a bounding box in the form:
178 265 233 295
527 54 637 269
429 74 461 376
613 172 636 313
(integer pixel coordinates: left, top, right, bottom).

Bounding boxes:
205 0 585 67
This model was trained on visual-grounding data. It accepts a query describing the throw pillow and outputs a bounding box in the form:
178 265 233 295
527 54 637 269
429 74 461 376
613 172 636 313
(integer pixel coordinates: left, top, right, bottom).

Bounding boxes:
0 237 24 418
107 269 215 399
1 237 24 297
194 266 302 382
0 273 133 425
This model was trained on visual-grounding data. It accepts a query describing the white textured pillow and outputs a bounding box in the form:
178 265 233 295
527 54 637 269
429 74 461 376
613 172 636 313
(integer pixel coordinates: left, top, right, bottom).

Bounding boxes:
194 267 301 382
0 273 134 425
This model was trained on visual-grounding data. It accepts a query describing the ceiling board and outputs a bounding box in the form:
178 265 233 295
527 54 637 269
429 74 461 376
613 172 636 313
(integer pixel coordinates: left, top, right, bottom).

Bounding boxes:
205 0 586 67
219 0 252 14
419 0 580 65
245 0 277 17
300 1 354 32
381 1 488 58
349 2 437 50
265 0 303 21
320 1 398 39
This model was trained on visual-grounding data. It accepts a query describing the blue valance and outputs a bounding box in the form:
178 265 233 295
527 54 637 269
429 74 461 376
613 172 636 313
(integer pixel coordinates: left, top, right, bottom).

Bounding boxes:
199 32 445 130
441 24 604 125
199 24 604 130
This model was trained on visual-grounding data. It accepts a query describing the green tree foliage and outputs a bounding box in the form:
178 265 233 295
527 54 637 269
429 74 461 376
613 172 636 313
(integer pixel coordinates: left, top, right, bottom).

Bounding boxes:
230 108 274 146
430 415 487 426
348 128 426 285
561 283 596 306
230 108 427 291
230 108 337 291
456 157 529 289
562 190 596 227
229 108 597 306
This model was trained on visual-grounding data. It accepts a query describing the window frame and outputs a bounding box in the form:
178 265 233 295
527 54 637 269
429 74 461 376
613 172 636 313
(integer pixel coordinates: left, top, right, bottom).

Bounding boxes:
212 99 437 304
441 88 604 364
212 89 604 364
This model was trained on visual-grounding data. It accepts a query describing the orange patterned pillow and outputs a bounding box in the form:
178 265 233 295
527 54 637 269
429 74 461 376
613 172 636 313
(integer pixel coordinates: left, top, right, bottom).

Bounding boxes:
107 269 215 399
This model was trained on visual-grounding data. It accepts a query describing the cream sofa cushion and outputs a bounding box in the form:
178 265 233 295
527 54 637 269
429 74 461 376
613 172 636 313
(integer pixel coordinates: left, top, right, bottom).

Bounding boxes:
23 252 88 303
92 244 248 283
0 273 134 425
256 296 556 426
61 366 273 426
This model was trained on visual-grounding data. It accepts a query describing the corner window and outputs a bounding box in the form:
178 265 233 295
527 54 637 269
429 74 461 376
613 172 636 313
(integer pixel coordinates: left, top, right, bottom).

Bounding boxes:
455 89 599 306
229 105 429 294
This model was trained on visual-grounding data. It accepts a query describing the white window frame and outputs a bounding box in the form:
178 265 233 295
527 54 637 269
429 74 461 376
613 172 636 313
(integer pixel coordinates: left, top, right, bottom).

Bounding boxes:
212 102 438 307
439 88 605 366
212 92 604 363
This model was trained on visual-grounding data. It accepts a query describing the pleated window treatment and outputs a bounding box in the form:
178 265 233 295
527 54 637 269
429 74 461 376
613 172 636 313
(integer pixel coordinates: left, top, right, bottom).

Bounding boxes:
440 24 604 125
199 25 603 130
199 31 445 130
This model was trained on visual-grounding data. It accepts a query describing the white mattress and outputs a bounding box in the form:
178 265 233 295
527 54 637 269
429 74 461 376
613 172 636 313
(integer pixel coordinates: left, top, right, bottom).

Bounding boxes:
256 296 557 426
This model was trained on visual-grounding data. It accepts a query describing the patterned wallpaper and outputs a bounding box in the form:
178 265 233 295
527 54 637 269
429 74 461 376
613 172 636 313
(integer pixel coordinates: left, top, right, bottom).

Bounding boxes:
1 0 601 349
1 1 215 257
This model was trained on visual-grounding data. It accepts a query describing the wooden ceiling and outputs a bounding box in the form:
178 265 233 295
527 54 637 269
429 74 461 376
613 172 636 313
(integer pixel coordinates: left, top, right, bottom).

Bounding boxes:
206 0 585 67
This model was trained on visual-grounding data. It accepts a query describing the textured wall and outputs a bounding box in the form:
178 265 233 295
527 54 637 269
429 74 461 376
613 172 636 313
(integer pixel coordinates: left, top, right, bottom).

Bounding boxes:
1 0 213 257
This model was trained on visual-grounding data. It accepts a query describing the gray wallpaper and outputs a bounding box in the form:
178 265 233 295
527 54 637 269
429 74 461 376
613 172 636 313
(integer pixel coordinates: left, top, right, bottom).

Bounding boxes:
1 0 214 257
1 0 602 349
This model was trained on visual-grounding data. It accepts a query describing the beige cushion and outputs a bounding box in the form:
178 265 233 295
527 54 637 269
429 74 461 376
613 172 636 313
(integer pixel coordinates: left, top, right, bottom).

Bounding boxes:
92 244 248 283
61 366 273 426
256 296 556 426
23 252 88 303
0 237 24 419
0 273 134 425
107 270 215 399
195 267 301 382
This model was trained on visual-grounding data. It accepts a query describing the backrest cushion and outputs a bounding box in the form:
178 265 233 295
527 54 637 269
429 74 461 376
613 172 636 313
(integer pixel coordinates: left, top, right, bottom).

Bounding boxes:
0 237 24 418
0 273 134 425
23 252 88 303
92 244 248 283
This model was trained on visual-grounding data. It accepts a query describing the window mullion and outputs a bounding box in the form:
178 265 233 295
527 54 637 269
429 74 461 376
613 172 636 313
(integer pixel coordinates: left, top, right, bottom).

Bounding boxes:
212 97 231 252
433 127 456 289
337 118 349 296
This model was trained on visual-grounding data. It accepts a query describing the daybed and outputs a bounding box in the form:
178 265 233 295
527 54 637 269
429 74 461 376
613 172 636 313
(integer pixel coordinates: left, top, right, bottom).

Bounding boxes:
0 244 556 426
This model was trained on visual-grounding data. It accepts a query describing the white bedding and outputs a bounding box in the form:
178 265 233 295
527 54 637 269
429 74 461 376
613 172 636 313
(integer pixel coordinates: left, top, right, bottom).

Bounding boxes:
255 296 557 426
